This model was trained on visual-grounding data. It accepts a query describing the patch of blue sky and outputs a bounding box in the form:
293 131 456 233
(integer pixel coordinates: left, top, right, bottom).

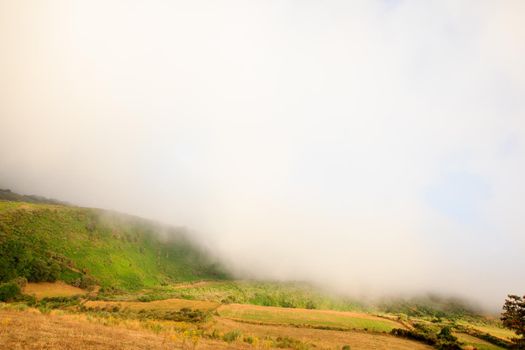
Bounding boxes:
424 170 491 226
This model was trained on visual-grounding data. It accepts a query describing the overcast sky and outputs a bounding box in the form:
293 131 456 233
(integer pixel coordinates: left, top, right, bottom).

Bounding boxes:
1 0 524 309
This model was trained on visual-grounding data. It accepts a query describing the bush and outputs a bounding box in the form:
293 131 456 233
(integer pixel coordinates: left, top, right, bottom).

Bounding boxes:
38 295 81 309
274 336 311 349
437 342 462 350
391 328 437 345
27 258 61 282
305 300 317 309
223 330 242 342
392 325 463 350
78 275 97 289
48 261 61 282
17 293 36 306
438 326 457 342
11 276 27 288
28 258 51 282
0 282 21 301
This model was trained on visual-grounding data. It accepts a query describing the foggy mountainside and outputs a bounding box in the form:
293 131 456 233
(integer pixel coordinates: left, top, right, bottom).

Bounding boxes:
1 1 524 349
0 195 227 290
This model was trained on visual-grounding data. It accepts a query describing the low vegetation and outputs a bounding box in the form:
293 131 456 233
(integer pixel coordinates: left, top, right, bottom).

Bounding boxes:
218 303 401 332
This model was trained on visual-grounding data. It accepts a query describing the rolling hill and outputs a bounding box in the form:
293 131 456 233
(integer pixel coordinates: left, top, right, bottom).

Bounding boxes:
0 194 227 290
0 190 518 350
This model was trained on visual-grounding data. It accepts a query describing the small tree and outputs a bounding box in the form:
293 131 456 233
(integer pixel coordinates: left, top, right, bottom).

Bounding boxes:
438 326 457 342
501 294 525 348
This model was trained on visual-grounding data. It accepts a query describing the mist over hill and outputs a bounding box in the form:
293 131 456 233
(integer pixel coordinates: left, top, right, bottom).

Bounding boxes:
1 1 524 312
0 194 227 290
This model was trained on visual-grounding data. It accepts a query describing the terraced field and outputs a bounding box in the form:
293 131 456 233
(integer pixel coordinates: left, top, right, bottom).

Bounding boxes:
218 303 403 332
454 333 506 350
83 298 220 312
215 317 433 350
2 281 521 350
457 321 517 341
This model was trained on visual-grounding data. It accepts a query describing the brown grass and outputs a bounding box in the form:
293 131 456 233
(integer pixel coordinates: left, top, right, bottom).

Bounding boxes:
0 305 437 350
84 298 220 312
23 282 86 299
220 303 399 321
0 309 249 350
217 303 404 332
214 317 433 350
172 281 216 289
455 332 506 350
215 318 432 350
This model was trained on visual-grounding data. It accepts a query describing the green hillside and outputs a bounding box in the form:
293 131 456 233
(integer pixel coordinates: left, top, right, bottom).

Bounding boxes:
0 200 227 290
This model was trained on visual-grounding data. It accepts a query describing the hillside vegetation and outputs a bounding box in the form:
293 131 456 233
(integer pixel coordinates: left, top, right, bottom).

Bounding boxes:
0 200 226 290
0 193 518 349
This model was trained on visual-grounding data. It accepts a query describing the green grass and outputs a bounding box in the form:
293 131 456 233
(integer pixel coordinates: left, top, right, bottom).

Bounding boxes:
456 321 517 341
455 332 507 350
0 200 227 290
218 304 400 332
115 280 367 312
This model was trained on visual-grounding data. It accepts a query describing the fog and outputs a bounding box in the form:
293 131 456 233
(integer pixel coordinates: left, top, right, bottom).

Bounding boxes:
1 0 524 310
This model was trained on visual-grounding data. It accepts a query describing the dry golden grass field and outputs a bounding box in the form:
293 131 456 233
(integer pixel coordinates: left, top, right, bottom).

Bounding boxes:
0 309 248 350
23 282 86 299
83 298 220 312
1 282 515 350
217 303 403 332
457 321 517 342
0 307 434 350
213 317 433 350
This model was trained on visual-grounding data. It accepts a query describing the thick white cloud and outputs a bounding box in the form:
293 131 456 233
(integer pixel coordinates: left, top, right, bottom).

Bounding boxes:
1 0 524 309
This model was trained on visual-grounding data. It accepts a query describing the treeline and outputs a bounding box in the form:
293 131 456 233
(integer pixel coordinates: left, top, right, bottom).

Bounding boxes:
0 188 68 205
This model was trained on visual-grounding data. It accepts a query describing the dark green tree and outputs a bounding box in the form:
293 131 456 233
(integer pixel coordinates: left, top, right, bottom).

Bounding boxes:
501 294 525 348
438 326 457 342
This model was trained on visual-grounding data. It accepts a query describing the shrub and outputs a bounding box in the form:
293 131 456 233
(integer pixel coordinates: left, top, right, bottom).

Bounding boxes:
305 300 317 309
49 261 61 281
27 258 62 282
28 258 50 282
38 295 81 309
11 276 27 288
390 328 437 345
0 282 21 302
223 330 242 342
79 275 97 289
18 294 37 306
437 342 462 350
438 326 457 342
274 336 311 349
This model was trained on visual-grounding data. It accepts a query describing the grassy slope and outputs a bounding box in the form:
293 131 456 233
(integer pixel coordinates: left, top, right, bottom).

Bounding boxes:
0 200 226 289
218 304 401 332
455 333 506 350
126 280 366 311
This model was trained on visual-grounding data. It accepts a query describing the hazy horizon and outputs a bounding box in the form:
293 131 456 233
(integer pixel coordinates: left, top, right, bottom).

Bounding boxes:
1 0 524 311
